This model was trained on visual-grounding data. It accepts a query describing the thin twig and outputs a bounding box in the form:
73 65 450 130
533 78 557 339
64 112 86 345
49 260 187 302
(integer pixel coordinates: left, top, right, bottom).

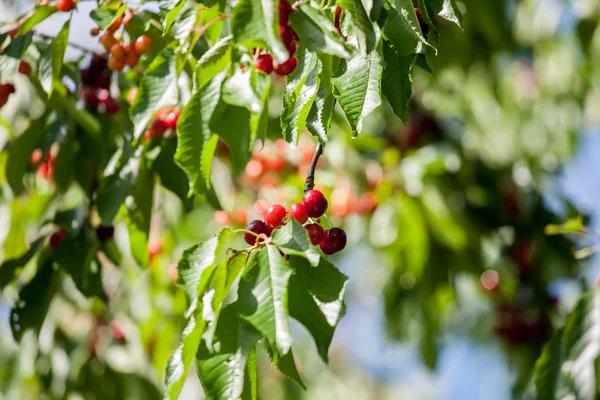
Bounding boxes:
304 142 323 193
191 14 231 36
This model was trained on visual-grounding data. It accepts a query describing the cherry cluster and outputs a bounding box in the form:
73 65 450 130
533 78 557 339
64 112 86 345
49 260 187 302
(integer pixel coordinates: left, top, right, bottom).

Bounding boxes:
144 106 181 142
244 189 347 255
255 0 298 76
0 83 15 109
80 55 120 115
91 12 153 72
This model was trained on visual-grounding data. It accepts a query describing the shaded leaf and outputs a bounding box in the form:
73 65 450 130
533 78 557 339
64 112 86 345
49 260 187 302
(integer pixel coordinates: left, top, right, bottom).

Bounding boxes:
153 138 194 211
125 157 154 267
0 236 46 289
382 42 414 123
271 219 320 266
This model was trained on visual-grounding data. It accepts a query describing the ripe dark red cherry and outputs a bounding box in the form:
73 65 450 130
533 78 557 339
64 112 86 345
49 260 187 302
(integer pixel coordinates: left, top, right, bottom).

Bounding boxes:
319 227 346 255
49 228 68 249
264 204 287 228
56 0 76 12
256 54 274 74
274 56 297 76
152 117 169 134
305 223 325 245
303 189 328 218
289 202 308 224
104 96 120 116
279 0 292 24
244 220 270 245
83 88 100 109
164 110 180 130
279 24 294 46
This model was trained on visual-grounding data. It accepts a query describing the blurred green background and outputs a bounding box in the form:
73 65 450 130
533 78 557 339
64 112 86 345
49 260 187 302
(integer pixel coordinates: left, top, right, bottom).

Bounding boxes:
1 0 600 399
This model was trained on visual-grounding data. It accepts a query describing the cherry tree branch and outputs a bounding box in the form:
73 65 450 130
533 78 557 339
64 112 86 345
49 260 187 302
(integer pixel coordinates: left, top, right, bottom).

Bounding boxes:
304 142 323 193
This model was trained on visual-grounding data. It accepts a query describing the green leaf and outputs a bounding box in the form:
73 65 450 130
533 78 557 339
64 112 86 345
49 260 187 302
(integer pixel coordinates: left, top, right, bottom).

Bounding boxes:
232 0 289 63
90 4 126 30
382 42 414 123
16 6 58 36
160 0 187 34
169 1 198 41
431 0 462 28
130 48 178 140
271 219 320 266
210 102 252 175
384 0 433 55
396 195 429 279
281 47 321 145
196 306 260 400
0 236 46 289
153 138 194 211
245 347 258 400
339 0 377 54
125 157 154 267
264 343 306 389
96 151 139 223
195 35 232 89
6 113 48 196
203 252 248 348
10 259 60 342
545 216 584 236
178 228 233 315
52 128 77 191
54 224 106 301
237 245 294 355
533 289 600 399
306 54 334 144
222 68 268 115
289 5 352 58
175 72 226 194
49 20 70 96
288 256 348 362
0 32 33 68
54 204 89 235
332 51 382 136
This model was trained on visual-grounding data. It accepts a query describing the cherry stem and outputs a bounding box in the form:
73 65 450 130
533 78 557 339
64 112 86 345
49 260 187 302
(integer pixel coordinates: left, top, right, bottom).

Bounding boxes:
304 142 323 193
232 228 260 237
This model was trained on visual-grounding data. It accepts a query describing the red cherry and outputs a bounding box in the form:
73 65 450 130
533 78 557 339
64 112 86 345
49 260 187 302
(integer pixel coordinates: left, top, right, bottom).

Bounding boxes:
285 39 297 55
289 202 308 224
56 0 76 12
164 110 180 130
264 204 287 228
256 54 274 74
244 220 270 245
83 88 100 109
274 56 297 76
135 35 153 54
104 96 120 116
49 228 68 249
305 223 325 245
18 60 32 76
319 227 346 255
303 189 328 218
279 24 294 46
31 148 43 166
152 117 169 134
335 6 343 36
279 0 292 24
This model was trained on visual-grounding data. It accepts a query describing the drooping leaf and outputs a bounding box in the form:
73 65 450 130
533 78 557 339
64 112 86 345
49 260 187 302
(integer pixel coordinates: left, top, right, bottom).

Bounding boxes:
196 306 260 400
289 5 353 58
281 47 321 145
195 35 232 89
306 54 334 144
0 236 46 289
16 6 58 36
382 42 414 123
6 113 48 196
170 1 199 41
52 128 77 191
96 151 139 223
175 72 226 194
264 343 306 389
237 245 294 356
288 256 348 362
232 0 289 63
383 0 433 56
271 219 320 266
54 204 89 235
332 50 382 136
339 0 377 54
533 289 600 399
10 259 60 342
49 20 70 95
153 138 194 211
125 157 155 267
130 48 178 140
